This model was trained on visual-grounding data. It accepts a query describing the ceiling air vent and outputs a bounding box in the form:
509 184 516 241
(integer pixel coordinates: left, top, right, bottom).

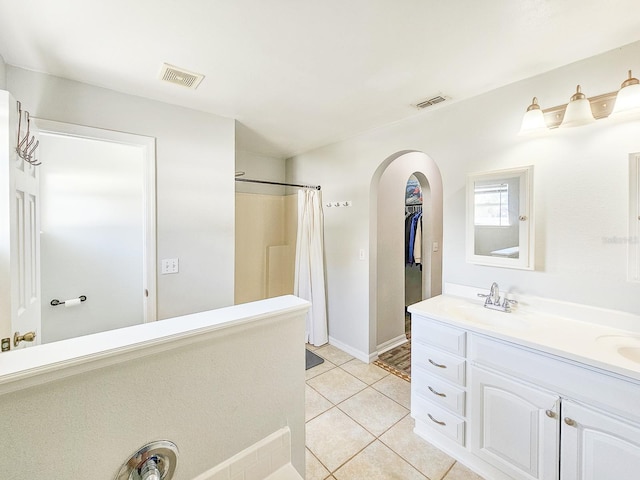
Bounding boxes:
159 63 205 89
415 95 447 109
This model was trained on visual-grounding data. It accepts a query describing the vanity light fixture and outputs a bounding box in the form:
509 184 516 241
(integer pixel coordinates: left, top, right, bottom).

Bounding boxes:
519 70 640 135
610 70 640 118
518 97 547 135
559 85 596 128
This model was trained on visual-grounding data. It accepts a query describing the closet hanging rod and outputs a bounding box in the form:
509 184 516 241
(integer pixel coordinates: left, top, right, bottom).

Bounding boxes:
235 178 321 190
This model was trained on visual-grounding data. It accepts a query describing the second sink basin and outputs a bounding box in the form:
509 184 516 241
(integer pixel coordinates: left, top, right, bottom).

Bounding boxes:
596 335 640 364
619 347 640 363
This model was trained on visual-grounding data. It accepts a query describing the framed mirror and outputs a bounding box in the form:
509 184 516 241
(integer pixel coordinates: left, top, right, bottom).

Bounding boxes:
630 153 640 282
466 166 534 270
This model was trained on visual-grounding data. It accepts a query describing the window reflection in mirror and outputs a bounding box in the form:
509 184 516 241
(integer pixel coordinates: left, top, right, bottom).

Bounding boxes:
467 166 533 269
474 178 520 258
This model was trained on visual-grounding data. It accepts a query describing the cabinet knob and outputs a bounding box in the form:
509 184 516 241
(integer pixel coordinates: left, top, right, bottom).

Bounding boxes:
564 417 576 427
545 409 556 419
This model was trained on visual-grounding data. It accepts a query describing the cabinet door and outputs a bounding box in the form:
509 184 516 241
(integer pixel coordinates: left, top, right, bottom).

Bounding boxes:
561 400 640 480
471 366 560 480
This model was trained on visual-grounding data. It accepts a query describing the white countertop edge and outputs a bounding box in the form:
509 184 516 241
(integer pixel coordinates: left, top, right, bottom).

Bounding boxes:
444 282 640 332
0 295 310 395
409 294 640 384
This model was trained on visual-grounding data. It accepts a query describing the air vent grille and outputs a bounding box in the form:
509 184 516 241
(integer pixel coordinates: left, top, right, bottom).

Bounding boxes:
416 95 447 109
159 63 205 89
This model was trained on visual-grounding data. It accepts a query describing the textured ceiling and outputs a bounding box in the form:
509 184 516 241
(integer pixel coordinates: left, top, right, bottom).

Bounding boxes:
1 0 640 157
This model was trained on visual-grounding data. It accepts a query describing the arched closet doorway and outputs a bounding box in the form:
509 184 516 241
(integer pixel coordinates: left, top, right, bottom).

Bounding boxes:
369 151 443 359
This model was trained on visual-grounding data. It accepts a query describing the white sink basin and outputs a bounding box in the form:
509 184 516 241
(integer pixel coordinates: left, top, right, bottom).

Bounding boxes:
596 335 640 364
441 303 533 331
619 347 640 363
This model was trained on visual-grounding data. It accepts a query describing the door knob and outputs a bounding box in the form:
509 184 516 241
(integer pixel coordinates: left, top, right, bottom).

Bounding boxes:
14 331 36 347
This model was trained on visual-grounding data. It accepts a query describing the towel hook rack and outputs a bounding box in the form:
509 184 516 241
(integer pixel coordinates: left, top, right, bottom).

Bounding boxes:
16 101 41 166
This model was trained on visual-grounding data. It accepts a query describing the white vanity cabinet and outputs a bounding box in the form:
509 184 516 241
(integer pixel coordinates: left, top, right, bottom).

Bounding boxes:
470 366 559 480
410 311 640 480
561 400 640 480
411 316 468 446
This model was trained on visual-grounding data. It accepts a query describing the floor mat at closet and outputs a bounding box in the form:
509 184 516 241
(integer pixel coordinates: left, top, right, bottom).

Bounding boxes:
374 338 411 382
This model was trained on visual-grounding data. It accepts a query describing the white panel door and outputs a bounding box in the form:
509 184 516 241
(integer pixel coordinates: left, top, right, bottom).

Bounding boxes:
0 92 41 349
561 400 640 480
470 366 559 480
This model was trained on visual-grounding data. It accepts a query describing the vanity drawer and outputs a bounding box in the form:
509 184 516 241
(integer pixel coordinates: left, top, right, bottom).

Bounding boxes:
413 368 466 416
413 342 466 386
413 315 466 356
413 395 465 445
469 333 640 422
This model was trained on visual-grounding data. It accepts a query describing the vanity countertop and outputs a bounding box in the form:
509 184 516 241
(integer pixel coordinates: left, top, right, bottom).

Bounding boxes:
409 294 640 383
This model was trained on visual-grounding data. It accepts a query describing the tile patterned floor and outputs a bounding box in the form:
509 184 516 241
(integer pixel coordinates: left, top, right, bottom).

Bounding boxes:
305 343 485 480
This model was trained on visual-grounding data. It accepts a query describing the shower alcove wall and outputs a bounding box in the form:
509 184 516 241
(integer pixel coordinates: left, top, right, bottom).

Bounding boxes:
371 151 443 358
234 183 298 305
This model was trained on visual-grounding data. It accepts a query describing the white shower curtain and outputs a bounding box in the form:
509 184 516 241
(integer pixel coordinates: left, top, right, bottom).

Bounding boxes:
294 189 328 346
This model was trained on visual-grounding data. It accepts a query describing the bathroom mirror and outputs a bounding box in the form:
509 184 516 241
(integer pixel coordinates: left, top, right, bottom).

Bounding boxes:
466 166 534 270
630 153 640 282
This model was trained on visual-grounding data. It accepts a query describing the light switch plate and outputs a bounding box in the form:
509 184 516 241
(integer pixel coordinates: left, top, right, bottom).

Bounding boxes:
161 258 179 274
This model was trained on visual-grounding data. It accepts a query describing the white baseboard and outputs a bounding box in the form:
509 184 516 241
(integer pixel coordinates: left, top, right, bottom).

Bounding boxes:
328 335 408 364
376 334 408 355
264 464 304 480
328 336 371 363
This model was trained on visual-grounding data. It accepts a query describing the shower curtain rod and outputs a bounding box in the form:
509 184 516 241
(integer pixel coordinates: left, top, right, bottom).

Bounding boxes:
235 177 321 190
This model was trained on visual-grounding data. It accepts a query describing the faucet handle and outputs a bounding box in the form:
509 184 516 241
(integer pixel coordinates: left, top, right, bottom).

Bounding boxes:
478 292 494 306
502 298 518 309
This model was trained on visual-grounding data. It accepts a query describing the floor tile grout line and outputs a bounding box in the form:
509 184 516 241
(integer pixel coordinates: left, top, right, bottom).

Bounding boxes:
307 387 418 475
334 403 410 439
306 345 481 480
306 381 339 406
306 374 413 475
305 361 338 379
440 461 457 480
322 380 405 416
306 364 411 429
305 445 333 479
332 361 409 410
327 437 378 476
306 352 441 479
376 418 449 480
368 380 412 410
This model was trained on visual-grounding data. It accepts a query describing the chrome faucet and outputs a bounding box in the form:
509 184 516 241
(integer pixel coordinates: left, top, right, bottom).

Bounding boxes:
478 282 517 313
489 282 500 305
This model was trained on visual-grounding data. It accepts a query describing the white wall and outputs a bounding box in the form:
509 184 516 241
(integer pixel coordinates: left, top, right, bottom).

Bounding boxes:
235 149 287 195
7 66 235 319
288 41 640 359
373 152 443 352
0 55 6 90
0 296 307 479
